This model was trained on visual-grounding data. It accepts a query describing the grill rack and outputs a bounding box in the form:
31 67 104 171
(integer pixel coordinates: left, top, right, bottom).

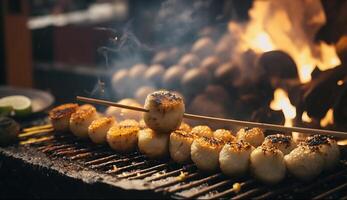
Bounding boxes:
16 128 347 199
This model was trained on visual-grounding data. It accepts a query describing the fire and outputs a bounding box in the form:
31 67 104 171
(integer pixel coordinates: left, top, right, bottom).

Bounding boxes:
232 0 341 129
320 109 334 127
270 89 296 127
233 0 341 83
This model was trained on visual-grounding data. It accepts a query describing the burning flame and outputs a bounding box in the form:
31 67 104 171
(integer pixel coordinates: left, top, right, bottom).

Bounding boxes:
320 109 334 127
234 0 341 129
270 89 296 127
232 0 341 83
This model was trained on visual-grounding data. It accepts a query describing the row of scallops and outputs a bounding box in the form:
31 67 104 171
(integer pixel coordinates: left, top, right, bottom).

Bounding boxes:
49 91 340 184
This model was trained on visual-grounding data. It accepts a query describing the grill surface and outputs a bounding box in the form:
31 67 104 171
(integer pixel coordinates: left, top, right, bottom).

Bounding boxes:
2 119 347 199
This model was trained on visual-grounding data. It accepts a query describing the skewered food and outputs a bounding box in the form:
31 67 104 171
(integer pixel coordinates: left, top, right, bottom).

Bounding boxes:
250 145 286 184
191 137 224 172
49 103 79 131
262 134 296 155
236 127 265 147
305 135 340 171
70 104 99 138
181 68 209 96
88 117 116 144
162 65 186 90
105 99 142 121
144 64 165 86
143 91 185 133
284 143 324 181
200 55 220 72
169 130 197 163
191 37 214 58
190 125 213 138
213 129 235 142
0 117 20 145
107 120 140 152
178 53 200 68
135 86 156 104
138 128 170 159
129 64 147 78
219 141 254 176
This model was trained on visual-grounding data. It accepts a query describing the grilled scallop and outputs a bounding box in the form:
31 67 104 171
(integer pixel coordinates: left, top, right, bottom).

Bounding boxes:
88 117 116 144
284 143 324 181
262 134 296 155
178 122 192 132
250 145 286 184
305 135 340 171
105 98 142 121
236 127 265 147
219 141 254 176
138 128 170 159
191 137 224 172
106 120 140 152
169 130 197 163
70 104 99 138
213 129 236 142
49 103 79 131
190 125 213 138
143 91 185 133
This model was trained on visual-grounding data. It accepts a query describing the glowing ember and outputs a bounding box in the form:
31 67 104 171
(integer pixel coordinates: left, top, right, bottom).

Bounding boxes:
270 89 296 127
320 109 334 127
301 111 313 123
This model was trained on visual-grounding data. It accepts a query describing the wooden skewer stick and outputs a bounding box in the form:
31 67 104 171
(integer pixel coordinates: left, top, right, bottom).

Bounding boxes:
77 96 347 139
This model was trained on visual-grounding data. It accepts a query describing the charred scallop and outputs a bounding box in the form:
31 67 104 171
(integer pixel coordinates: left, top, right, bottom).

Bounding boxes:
88 116 116 144
250 145 286 184
49 103 79 131
169 130 197 163
138 128 170 159
106 120 140 152
262 134 296 155
69 104 99 138
236 127 265 147
191 137 224 172
143 91 185 133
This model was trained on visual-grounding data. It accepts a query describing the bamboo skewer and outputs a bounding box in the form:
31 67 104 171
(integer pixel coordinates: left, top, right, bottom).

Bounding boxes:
76 96 347 139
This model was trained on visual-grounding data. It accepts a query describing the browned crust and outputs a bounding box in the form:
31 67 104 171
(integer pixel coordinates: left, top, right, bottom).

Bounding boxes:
195 136 224 149
171 130 196 139
259 144 280 155
191 125 212 136
225 141 253 151
49 103 79 120
70 105 97 123
118 120 139 128
148 90 183 110
89 117 114 130
264 134 292 148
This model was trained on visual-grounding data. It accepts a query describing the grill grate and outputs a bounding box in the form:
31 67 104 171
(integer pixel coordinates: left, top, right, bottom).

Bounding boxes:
15 127 347 199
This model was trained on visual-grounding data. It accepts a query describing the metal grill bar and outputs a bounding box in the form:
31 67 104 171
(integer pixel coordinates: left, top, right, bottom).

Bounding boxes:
15 126 347 200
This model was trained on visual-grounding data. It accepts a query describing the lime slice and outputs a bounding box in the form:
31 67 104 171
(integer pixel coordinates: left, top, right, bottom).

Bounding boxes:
0 95 32 117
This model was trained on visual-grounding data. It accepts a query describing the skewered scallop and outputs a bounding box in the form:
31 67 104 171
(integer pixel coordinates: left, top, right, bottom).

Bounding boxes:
49 103 79 131
191 137 224 172
305 135 340 171
88 117 116 144
213 129 235 142
143 91 185 133
284 143 324 181
106 120 140 152
169 130 197 163
219 141 254 176
250 145 286 184
70 104 99 138
262 134 296 155
236 127 265 147
105 98 142 121
138 128 170 159
190 125 213 138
